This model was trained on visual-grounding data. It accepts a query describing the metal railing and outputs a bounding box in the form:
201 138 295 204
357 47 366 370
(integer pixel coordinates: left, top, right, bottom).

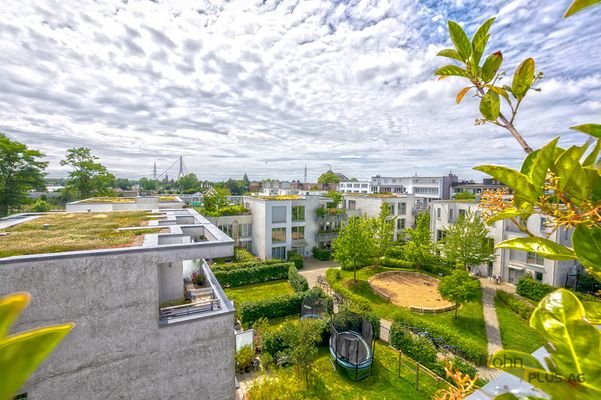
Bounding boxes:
159 298 221 321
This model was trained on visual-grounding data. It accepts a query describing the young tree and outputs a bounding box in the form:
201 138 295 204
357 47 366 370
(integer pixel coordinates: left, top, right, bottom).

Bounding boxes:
60 148 114 199
332 216 375 282
0 134 47 216
401 211 435 269
325 191 342 208
242 173 250 192
441 210 495 270
280 319 323 387
202 187 230 213
371 202 396 261
438 269 481 319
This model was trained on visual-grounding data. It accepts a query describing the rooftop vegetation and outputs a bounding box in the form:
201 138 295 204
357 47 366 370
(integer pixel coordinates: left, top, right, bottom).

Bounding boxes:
258 195 301 200
158 195 178 201
0 211 161 258
194 204 250 217
78 197 136 204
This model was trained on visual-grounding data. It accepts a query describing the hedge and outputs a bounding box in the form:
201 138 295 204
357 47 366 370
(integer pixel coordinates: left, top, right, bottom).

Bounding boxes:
325 269 372 312
288 265 309 292
262 318 330 357
380 257 415 269
211 259 283 272
385 246 405 259
516 275 555 301
495 290 534 320
213 262 293 287
287 253 304 269
312 247 331 261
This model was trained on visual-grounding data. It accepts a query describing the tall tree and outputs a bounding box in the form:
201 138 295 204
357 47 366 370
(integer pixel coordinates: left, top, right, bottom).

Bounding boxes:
242 173 250 192
317 170 340 184
113 178 132 190
332 216 375 282
176 173 200 193
401 211 435 269
0 134 47 216
371 202 396 262
441 210 495 270
60 148 114 199
438 269 481 319
138 177 159 191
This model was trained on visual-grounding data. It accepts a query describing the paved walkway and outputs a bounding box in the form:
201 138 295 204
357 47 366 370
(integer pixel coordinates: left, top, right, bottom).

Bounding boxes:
298 257 339 288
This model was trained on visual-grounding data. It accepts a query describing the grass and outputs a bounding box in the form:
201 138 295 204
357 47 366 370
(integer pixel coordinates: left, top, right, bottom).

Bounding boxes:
495 296 546 353
78 197 136 203
224 280 294 305
249 342 443 399
0 211 161 258
159 195 178 201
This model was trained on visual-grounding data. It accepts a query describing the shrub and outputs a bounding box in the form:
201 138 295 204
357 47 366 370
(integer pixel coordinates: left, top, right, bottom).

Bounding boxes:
390 323 438 366
213 262 293 287
30 199 50 212
385 246 405 259
517 275 555 301
235 345 255 373
312 247 331 261
325 269 372 312
288 266 309 293
239 293 304 325
191 271 204 286
495 290 534 320
234 247 257 263
287 252 304 269
380 257 415 269
211 259 283 272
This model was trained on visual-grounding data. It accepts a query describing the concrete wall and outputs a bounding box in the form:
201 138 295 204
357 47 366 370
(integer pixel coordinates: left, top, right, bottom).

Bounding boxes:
158 261 184 302
0 245 235 400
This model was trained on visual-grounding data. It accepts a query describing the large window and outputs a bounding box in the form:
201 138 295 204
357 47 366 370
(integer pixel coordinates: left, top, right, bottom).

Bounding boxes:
218 224 233 237
527 252 544 266
348 200 356 210
448 209 454 222
292 226 304 240
239 223 252 237
272 206 286 223
272 227 286 243
397 218 406 230
437 208 441 219
399 202 406 215
272 246 286 260
292 206 305 221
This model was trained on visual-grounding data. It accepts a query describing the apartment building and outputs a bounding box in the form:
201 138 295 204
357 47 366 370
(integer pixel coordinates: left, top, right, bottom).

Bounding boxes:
0 204 236 400
343 193 417 241
338 180 372 194
430 200 577 287
371 174 458 210
451 178 508 198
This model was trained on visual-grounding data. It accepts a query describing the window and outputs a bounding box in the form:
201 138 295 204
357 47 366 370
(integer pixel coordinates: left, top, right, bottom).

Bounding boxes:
272 227 286 243
239 223 252 237
291 205 305 221
540 217 547 231
272 246 286 260
399 202 406 215
437 230 446 241
527 252 544 265
292 226 304 240
437 208 441 219
535 271 543 282
272 206 286 223
388 203 395 215
218 224 233 237
509 249 521 261
348 200 356 210
459 209 466 218
448 209 454 222
397 219 405 230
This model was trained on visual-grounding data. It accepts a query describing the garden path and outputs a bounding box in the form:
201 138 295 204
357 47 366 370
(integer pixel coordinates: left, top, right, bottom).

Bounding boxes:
299 257 339 288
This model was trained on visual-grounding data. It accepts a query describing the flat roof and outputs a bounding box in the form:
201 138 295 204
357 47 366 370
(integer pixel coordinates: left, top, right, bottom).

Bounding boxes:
77 197 137 204
0 211 162 258
343 193 405 198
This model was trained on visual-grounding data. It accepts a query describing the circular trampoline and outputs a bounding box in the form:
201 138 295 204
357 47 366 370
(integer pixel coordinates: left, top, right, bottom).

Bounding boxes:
329 311 375 381
300 295 329 320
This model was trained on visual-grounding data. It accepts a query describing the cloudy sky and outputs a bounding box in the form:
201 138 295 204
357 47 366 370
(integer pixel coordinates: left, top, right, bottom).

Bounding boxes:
1 0 600 181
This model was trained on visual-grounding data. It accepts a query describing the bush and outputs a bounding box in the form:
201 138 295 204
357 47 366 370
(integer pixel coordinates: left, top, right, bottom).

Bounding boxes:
240 293 304 325
287 252 304 269
495 290 534 320
235 345 255 373
312 247 331 261
213 262 293 287
288 265 309 293
234 247 257 263
30 199 50 212
262 315 330 357
390 323 438 366
385 246 405 259
211 259 283 272
517 275 555 301
380 256 415 269
325 269 372 312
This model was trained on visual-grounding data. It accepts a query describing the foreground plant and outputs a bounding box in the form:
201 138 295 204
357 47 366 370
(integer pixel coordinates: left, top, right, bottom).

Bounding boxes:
434 360 479 400
0 292 74 400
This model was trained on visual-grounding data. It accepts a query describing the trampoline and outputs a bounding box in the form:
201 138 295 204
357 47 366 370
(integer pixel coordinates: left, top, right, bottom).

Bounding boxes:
329 311 375 381
300 295 329 320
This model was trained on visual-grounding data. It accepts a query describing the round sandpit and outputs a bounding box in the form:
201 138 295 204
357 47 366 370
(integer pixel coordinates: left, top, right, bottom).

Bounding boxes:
368 271 455 313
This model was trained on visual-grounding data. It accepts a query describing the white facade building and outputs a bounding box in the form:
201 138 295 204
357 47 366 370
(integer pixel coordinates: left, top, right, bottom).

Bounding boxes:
338 181 372 194
370 174 458 208
430 200 577 287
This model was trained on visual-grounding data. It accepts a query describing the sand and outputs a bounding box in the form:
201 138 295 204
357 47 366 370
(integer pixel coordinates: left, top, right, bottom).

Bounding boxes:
369 272 453 309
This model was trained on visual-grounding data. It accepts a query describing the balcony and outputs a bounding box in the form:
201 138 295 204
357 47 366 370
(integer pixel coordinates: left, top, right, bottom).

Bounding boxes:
316 231 339 242
315 208 347 220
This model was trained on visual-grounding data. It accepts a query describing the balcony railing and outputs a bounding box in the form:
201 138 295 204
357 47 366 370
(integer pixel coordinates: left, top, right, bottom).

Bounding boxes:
159 298 221 321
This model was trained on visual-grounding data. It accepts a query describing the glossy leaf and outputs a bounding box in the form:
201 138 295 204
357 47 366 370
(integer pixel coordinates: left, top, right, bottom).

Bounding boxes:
481 51 503 82
486 85 510 103
474 165 538 203
529 137 560 194
479 90 500 120
570 123 601 138
0 292 30 338
496 237 576 260
564 0 601 17
583 138 601 167
484 207 531 225
584 301 601 324
553 144 589 195
448 21 472 61
437 48 464 62
456 87 472 104
434 65 468 78
471 18 495 67
512 58 535 100
573 225 601 274
0 323 74 400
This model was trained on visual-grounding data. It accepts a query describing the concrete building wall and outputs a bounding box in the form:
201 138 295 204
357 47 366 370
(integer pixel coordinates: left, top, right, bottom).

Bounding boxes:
158 261 184 302
0 246 235 400
344 194 416 240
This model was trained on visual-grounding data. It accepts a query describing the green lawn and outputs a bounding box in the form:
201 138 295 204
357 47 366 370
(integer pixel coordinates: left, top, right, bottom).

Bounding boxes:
224 280 294 305
495 296 546 353
249 342 444 400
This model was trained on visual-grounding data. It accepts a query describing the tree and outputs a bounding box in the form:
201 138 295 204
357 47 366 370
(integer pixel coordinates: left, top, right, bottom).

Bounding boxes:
325 191 342 208
0 134 47 216
176 173 200 193
401 211 435 269
454 191 475 200
113 178 132 190
440 210 495 270
317 170 340 184
280 319 323 386
370 202 396 261
30 199 50 212
224 178 244 195
60 148 114 199
438 269 481 319
242 173 250 192
138 177 159 191
332 216 375 282
202 187 230 213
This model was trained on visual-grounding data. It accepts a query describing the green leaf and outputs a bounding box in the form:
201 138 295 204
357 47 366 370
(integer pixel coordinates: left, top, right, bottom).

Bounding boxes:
565 0 601 17
479 90 500 120
512 58 536 100
0 323 74 400
471 17 495 67
456 87 472 104
583 138 600 167
436 48 464 62
434 65 468 78
448 21 472 61
474 165 538 203
0 292 30 339
484 207 531 225
570 123 601 138
490 349 544 371
583 301 601 324
529 137 560 195
573 225 601 274
553 144 589 196
486 85 510 103
496 237 576 260
481 51 503 82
